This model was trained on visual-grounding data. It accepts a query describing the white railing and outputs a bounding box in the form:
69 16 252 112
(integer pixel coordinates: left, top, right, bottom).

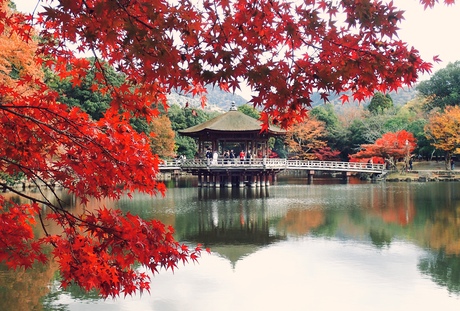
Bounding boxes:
159 158 385 173
285 160 385 172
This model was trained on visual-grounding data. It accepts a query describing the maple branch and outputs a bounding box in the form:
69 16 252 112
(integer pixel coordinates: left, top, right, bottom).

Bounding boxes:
0 104 124 168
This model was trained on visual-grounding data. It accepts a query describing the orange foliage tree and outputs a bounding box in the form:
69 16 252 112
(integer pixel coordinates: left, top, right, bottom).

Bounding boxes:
286 117 327 160
149 115 176 159
350 130 417 169
0 0 455 298
425 106 460 169
0 4 41 96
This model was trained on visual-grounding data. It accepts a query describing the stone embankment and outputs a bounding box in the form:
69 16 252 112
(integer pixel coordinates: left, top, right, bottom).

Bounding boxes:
385 161 460 182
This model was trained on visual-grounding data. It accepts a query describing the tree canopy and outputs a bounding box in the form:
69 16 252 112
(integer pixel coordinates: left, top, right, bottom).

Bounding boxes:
350 130 417 169
0 0 455 298
425 106 460 169
367 92 394 114
46 57 126 121
285 117 327 159
417 61 460 111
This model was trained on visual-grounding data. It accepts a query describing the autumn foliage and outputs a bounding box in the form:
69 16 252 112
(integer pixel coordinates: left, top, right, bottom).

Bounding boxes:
350 130 417 169
285 117 327 159
425 105 460 169
0 0 455 298
149 115 177 159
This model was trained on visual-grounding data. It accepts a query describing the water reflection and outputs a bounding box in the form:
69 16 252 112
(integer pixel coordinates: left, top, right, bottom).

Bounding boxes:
2 179 460 310
419 250 460 295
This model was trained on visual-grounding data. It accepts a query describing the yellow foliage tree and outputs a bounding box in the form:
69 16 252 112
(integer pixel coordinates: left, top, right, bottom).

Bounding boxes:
425 106 460 169
149 115 176 159
285 117 327 160
0 3 42 98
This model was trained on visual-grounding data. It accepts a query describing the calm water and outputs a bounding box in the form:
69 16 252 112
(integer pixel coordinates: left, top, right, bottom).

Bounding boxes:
2 175 460 310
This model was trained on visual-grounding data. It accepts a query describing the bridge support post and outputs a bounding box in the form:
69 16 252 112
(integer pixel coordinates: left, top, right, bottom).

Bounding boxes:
342 171 351 182
308 170 315 183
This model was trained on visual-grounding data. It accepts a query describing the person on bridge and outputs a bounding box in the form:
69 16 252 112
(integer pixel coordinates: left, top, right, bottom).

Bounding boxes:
206 148 212 165
212 150 218 165
223 150 229 164
246 150 252 164
229 150 235 164
239 150 245 164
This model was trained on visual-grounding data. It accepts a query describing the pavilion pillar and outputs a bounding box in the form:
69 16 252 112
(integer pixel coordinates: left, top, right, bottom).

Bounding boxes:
249 175 257 187
206 173 211 187
261 173 269 187
256 174 261 187
198 141 203 157
239 174 245 188
225 173 232 188
198 172 202 187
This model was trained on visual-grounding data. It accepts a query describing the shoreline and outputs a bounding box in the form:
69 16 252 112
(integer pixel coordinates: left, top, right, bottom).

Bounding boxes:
384 161 460 182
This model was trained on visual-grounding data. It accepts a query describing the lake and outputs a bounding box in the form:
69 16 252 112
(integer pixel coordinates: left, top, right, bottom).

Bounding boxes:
2 174 460 310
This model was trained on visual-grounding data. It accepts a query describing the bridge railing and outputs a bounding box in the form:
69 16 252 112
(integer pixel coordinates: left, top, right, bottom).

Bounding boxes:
285 160 385 172
159 158 385 173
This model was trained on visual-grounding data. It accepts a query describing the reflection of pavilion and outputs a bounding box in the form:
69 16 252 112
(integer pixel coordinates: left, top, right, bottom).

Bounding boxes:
178 103 286 188
210 244 264 268
182 188 286 267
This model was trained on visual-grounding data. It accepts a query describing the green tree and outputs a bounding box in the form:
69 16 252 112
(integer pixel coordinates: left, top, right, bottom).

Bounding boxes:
168 104 219 159
347 118 369 151
175 135 198 159
417 61 460 111
310 104 341 133
46 58 125 121
367 92 394 114
310 104 352 160
238 104 260 119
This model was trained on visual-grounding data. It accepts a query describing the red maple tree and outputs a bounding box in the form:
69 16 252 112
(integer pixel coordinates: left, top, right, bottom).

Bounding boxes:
350 130 417 169
0 0 454 298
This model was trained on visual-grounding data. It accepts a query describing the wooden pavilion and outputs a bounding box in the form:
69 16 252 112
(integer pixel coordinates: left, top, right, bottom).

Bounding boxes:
178 102 286 187
179 102 285 158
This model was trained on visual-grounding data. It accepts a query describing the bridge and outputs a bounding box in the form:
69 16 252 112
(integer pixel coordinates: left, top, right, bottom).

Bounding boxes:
160 158 385 173
159 158 385 187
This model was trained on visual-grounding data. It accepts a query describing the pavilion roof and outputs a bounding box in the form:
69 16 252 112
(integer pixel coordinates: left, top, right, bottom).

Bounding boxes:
178 109 285 136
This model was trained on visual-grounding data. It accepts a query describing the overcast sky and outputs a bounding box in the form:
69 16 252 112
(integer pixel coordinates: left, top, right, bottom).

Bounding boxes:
13 0 460 98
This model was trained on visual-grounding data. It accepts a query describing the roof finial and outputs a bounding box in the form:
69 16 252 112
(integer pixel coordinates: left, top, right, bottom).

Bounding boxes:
229 101 237 111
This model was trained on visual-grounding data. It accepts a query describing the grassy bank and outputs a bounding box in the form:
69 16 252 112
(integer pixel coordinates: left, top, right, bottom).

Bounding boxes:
385 160 460 182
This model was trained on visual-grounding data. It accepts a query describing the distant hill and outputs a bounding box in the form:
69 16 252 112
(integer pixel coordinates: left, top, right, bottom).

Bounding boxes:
311 87 417 108
167 85 248 113
167 85 418 113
